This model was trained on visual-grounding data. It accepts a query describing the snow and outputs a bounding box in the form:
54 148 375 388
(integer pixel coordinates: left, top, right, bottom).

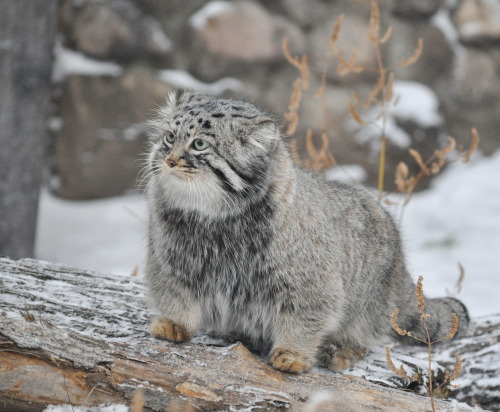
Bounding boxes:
35 150 500 318
52 41 123 82
401 151 500 317
188 1 234 30
324 164 367 183
35 191 147 277
351 81 443 152
432 6 465 54
158 69 243 95
144 18 172 53
43 404 128 412
390 81 443 127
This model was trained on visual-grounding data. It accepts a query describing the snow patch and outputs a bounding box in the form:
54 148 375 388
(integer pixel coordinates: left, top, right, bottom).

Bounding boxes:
402 151 500 316
189 1 234 29
52 42 123 82
324 164 367 183
144 18 172 52
158 69 243 95
432 6 465 54
350 81 443 152
35 190 147 277
390 81 442 127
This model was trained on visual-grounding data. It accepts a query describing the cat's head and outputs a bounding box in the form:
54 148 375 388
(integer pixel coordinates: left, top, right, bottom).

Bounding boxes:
145 91 281 217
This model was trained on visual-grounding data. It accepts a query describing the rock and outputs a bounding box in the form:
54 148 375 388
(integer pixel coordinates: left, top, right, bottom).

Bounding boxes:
186 0 305 80
133 0 207 47
392 0 444 19
60 0 171 63
390 20 454 86
448 48 498 106
439 48 500 155
278 0 331 29
53 69 172 200
453 0 500 44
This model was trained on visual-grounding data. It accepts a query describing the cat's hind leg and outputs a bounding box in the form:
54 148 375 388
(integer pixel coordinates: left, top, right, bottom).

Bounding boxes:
316 339 367 371
268 315 327 374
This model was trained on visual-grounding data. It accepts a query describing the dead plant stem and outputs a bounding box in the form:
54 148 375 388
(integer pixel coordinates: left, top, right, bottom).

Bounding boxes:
422 319 436 412
373 38 388 199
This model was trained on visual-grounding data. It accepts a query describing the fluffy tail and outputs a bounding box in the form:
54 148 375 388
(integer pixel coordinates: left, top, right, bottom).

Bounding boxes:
394 296 470 344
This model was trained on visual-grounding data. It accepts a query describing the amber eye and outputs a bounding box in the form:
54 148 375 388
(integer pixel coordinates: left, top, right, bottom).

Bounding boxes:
163 131 175 145
192 138 208 151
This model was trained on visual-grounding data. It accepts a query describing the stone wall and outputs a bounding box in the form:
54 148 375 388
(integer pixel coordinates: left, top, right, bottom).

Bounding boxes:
51 0 500 199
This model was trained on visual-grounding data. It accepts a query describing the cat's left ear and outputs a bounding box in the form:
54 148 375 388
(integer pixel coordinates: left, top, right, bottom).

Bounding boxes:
243 116 280 151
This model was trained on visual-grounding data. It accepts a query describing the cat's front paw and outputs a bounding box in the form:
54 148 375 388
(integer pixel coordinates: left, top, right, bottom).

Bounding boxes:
269 347 311 374
150 317 192 343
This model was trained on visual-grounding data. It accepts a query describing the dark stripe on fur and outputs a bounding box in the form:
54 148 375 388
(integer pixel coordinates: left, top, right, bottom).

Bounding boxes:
211 147 253 185
205 161 240 194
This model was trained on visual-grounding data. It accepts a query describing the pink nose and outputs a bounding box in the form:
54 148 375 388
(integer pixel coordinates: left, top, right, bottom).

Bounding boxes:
165 158 177 168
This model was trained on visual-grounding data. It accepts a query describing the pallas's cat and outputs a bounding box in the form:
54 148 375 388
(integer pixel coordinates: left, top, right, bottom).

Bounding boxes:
144 91 468 373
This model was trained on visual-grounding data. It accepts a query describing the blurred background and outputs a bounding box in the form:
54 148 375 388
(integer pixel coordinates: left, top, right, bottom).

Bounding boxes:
1 0 499 316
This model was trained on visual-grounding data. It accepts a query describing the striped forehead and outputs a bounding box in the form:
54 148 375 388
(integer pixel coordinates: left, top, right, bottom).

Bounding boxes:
170 110 216 141
169 98 263 141
177 96 263 121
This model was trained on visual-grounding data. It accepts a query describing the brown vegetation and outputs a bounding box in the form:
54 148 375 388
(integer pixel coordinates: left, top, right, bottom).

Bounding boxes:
283 1 479 204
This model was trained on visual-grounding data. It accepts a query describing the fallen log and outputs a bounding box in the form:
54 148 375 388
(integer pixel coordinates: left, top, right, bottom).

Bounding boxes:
0 257 497 411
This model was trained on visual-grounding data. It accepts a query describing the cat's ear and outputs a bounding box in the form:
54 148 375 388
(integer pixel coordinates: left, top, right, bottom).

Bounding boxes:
166 90 179 109
153 91 179 122
147 91 181 140
242 116 280 152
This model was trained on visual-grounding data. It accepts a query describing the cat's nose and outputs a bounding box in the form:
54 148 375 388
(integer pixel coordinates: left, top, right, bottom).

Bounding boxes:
165 158 177 168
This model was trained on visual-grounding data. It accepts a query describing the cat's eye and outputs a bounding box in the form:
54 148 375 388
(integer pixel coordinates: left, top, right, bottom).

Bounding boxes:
163 132 175 145
192 138 208 151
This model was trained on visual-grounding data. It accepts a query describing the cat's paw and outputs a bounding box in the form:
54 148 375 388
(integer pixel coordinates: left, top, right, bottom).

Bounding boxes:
150 317 192 343
328 346 367 371
269 347 311 374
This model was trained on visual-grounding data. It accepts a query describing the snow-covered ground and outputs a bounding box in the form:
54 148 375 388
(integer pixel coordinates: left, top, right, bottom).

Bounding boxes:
35 150 500 317
402 151 500 317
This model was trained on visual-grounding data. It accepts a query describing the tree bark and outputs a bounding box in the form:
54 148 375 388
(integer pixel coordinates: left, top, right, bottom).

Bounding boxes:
0 1 58 258
0 257 498 411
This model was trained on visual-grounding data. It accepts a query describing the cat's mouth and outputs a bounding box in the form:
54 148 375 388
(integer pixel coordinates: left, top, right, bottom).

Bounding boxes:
161 163 196 180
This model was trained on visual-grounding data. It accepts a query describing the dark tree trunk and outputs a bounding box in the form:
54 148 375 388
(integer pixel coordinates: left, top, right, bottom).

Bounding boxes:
0 0 58 258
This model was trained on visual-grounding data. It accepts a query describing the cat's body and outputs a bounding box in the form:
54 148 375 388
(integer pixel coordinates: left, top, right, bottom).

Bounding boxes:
144 91 469 373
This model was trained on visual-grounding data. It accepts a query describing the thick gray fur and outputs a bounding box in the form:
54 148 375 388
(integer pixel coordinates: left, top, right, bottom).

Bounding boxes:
144 91 469 371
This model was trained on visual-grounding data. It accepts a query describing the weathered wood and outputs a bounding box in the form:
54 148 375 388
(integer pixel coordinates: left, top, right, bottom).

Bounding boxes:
0 257 497 411
0 1 57 258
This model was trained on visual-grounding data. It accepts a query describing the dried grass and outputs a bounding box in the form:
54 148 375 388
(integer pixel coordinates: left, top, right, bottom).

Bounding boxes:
392 131 479 208
329 14 344 53
349 102 365 126
443 313 460 340
389 277 464 411
398 38 424 68
380 26 393 45
463 128 480 163
386 347 409 379
283 0 479 206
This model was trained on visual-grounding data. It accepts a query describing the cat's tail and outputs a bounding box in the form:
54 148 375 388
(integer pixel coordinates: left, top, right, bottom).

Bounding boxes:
394 296 470 344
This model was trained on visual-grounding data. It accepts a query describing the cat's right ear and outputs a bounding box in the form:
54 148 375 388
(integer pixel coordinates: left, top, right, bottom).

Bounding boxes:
166 90 179 109
245 116 280 152
147 91 179 141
